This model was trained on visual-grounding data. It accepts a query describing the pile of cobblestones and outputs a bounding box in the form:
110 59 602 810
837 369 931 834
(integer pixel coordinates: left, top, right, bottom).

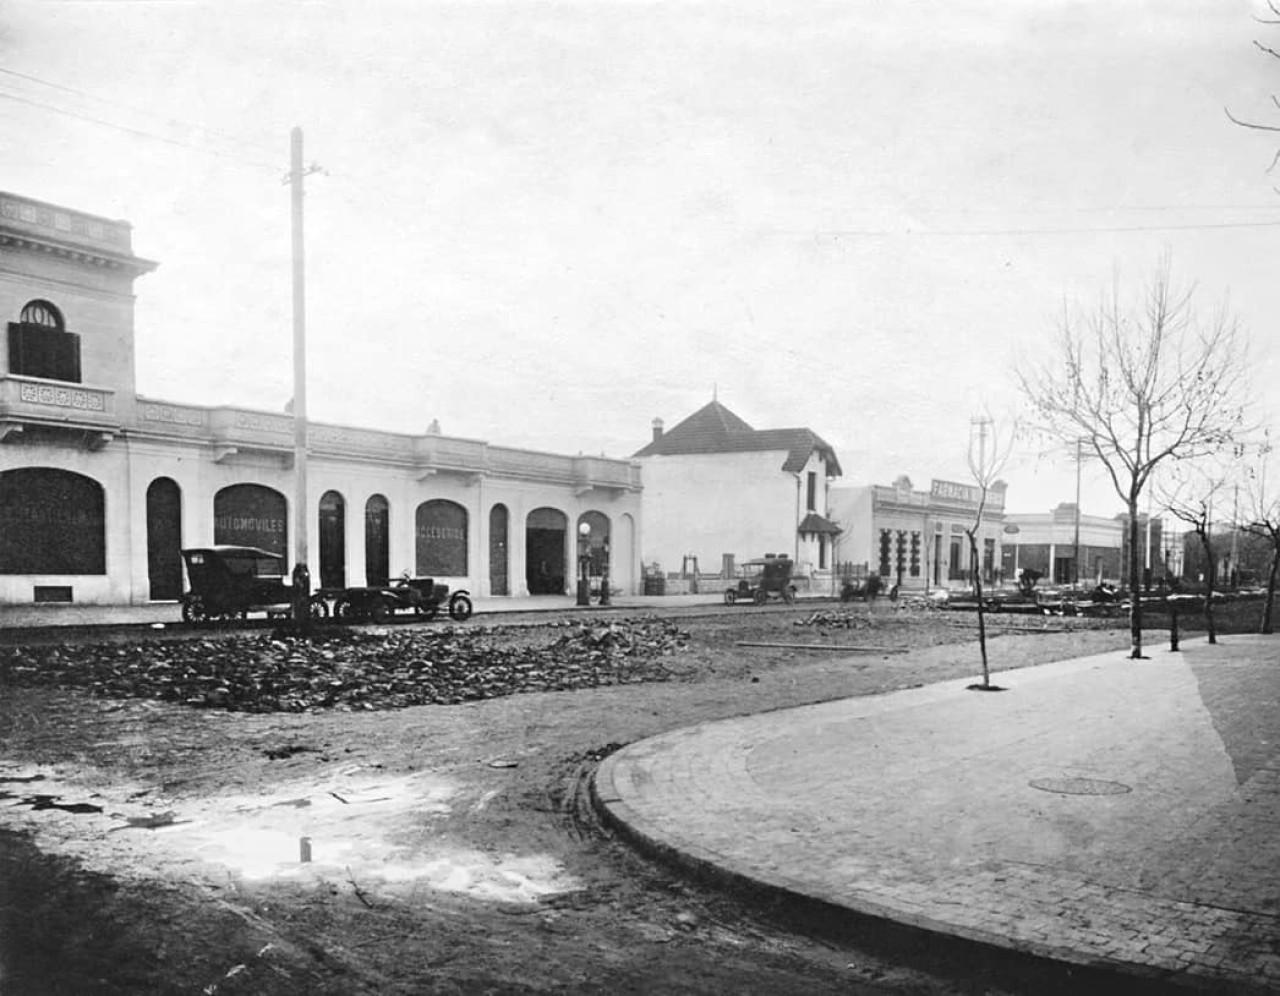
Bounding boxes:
0 619 689 713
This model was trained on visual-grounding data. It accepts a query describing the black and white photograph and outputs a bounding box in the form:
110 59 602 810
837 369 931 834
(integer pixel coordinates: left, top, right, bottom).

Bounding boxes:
1 2 1278 993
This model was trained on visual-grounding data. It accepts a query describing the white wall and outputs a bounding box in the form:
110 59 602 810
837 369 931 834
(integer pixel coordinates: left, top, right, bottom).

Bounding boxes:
638 450 801 574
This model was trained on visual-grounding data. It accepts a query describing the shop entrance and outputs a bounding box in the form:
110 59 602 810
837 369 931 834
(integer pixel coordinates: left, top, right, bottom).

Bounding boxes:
526 507 567 594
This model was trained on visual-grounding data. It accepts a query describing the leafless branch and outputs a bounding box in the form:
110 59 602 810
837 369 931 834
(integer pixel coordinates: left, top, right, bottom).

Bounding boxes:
1224 106 1280 133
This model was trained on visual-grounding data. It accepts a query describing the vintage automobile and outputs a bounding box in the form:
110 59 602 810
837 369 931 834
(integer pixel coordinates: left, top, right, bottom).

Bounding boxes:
724 555 797 606
180 545 327 624
328 572 473 624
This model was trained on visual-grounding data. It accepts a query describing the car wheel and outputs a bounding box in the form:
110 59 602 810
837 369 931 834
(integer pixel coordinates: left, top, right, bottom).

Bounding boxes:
753 589 768 605
448 593 473 621
369 597 392 623
181 597 206 624
724 589 737 606
309 597 330 621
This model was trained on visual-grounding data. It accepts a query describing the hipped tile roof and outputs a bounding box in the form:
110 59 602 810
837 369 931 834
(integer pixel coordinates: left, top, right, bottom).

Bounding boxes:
798 511 842 535
633 401 842 476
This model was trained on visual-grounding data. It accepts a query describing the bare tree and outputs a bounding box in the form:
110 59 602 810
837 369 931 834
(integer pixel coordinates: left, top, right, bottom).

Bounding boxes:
1242 430 1280 633
1016 258 1249 659
1225 1 1280 180
1158 463 1234 644
966 413 1013 691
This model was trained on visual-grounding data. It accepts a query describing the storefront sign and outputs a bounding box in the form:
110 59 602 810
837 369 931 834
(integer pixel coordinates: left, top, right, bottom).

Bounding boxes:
416 500 468 576
213 484 287 555
0 468 106 574
931 479 980 504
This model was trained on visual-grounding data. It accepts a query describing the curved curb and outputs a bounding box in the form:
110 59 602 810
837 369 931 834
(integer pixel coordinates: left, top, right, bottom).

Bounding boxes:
592 737 1257 996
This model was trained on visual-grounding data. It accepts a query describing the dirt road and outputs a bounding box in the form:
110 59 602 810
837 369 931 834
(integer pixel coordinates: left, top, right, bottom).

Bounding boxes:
0 605 1137 994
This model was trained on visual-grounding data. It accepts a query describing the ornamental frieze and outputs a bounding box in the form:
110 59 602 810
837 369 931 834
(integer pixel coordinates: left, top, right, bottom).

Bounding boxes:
19 382 106 412
141 403 204 426
234 412 292 434
311 426 403 451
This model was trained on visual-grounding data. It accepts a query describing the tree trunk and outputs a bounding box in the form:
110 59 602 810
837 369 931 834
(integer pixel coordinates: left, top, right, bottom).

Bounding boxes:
1263 541 1278 636
969 533 990 687
1200 530 1217 645
1127 497 1144 658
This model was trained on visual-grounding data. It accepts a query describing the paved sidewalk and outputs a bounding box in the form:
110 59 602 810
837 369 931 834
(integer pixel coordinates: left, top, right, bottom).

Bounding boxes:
595 636 1280 993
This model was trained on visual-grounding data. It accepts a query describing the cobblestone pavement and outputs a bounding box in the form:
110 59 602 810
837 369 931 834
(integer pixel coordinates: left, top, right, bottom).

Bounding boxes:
595 635 1280 993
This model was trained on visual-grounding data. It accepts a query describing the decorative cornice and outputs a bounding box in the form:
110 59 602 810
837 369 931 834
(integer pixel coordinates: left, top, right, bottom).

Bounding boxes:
0 193 158 277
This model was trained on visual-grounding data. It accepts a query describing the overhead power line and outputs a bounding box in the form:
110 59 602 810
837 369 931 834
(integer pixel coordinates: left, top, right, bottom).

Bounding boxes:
0 73 281 172
789 219 1280 238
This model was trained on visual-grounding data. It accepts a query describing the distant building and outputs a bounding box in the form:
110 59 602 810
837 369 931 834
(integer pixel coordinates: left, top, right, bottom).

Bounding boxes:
631 400 842 580
0 191 642 607
1001 504 1165 587
828 475 1007 591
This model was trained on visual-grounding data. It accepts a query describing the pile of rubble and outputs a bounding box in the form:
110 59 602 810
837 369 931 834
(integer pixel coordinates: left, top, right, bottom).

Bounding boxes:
0 619 690 713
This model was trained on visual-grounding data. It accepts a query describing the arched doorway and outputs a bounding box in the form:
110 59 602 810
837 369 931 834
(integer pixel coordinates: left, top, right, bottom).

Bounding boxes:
213 484 287 556
489 504 510 596
526 507 567 594
318 490 346 590
364 494 390 586
146 477 183 599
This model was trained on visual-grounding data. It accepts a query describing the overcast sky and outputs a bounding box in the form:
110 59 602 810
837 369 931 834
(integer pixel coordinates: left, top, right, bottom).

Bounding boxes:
4 0 1278 515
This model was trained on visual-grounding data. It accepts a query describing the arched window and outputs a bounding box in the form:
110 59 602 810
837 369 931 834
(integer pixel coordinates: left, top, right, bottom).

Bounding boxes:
10 299 80 382
318 490 346 589
415 499 468 576
20 301 65 330
213 484 287 556
0 468 105 574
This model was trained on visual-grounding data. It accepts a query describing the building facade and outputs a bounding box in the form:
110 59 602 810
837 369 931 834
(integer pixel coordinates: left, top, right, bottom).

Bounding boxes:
1000 504 1165 587
632 401 842 581
0 192 642 608
828 475 1007 591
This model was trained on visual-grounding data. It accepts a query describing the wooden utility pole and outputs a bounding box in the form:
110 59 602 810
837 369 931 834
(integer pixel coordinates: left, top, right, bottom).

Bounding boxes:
289 126 311 632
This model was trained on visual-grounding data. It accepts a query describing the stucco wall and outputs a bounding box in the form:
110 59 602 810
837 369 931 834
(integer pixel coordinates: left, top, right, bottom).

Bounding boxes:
638 450 803 574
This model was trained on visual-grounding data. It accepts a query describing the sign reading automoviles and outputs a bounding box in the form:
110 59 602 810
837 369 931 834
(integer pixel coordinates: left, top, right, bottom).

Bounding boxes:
213 484 287 555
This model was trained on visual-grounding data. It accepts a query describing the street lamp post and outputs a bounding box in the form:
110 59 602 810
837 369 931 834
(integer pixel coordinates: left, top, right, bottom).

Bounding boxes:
576 521 591 607
599 538 611 606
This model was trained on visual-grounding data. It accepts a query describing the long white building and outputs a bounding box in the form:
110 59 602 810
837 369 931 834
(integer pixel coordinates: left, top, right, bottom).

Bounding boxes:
0 192 642 608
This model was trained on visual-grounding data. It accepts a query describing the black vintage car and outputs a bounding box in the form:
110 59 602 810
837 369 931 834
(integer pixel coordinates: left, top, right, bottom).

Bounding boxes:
725 556 797 606
180 546 326 623
327 572 473 624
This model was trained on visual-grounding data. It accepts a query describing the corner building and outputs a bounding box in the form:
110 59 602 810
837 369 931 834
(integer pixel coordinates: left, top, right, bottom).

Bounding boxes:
828 475 1007 591
0 192 641 607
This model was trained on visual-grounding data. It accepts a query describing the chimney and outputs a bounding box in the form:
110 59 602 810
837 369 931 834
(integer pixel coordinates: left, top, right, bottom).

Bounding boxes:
651 418 664 442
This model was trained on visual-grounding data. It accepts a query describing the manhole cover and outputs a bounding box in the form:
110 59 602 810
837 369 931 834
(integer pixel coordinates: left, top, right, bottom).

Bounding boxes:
1029 777 1132 796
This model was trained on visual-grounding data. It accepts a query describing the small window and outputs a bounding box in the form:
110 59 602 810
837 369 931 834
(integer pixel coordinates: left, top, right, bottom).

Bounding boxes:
10 299 80 383
20 300 65 331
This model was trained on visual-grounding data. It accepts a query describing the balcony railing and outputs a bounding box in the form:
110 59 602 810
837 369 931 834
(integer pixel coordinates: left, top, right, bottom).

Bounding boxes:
0 375 118 446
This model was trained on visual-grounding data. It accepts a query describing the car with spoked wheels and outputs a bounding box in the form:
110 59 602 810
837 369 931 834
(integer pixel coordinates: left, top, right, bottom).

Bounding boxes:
327 573 473 624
